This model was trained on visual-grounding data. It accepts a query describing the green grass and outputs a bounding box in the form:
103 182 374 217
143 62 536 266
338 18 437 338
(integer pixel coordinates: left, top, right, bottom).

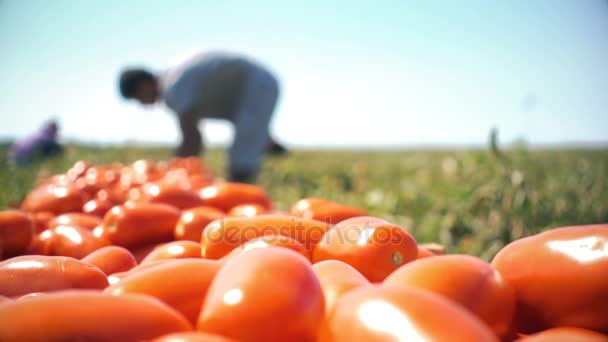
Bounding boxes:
1 143 607 260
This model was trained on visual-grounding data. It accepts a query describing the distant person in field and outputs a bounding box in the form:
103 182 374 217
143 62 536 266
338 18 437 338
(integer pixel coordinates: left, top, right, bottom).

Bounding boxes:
8 120 63 165
118 51 287 183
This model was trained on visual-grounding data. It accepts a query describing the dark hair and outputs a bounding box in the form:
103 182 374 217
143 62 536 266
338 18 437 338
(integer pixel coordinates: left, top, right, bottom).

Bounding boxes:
118 68 155 99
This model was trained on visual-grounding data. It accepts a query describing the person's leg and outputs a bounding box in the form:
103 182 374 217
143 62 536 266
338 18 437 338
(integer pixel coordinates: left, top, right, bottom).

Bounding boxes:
228 67 279 183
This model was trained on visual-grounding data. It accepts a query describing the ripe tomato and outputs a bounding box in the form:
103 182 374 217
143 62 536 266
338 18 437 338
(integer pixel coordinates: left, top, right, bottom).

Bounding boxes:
81 246 137 275
30 211 54 233
201 215 331 259
0 210 34 259
141 240 203 264
82 198 114 217
21 183 86 215
313 216 418 282
492 224 608 333
129 242 162 263
199 182 271 212
0 295 11 304
174 206 225 242
290 198 367 225
98 203 181 248
311 260 372 315
416 246 435 259
0 291 192 342
384 254 515 338
419 242 445 255
29 225 110 259
197 248 324 341
48 213 102 230
106 259 222 324
153 332 236 342
0 255 108 296
132 182 206 210
223 234 310 260
228 204 267 217
514 327 608 341
319 285 499 342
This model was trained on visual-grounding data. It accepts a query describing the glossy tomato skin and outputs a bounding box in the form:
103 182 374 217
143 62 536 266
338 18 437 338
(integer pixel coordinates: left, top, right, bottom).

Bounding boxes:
514 327 608 342
29 225 110 259
141 241 203 264
223 234 310 261
492 224 608 333
152 331 236 342
201 215 331 259
319 285 499 342
312 260 372 315
290 198 367 225
197 248 325 342
0 291 192 342
0 210 34 259
82 198 114 217
106 259 222 324
313 216 418 282
199 182 271 212
0 255 108 297
48 213 102 230
227 204 267 217
174 206 225 242
98 203 181 248
133 182 206 210
384 254 515 338
21 183 86 215
81 246 137 275
30 211 54 233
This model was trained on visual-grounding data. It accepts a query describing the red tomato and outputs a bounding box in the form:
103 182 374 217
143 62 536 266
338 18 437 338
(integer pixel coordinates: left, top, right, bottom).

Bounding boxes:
129 243 162 263
0 291 192 342
419 242 445 255
98 203 181 248
223 234 310 260
228 204 267 217
312 260 372 315
153 332 236 342
141 241 203 264
0 255 108 297
82 198 114 217
30 211 54 233
515 327 608 342
201 215 331 259
0 295 11 304
313 216 418 282
106 259 222 324
169 157 212 177
81 246 137 275
290 198 367 225
48 213 102 230
384 254 515 338
199 182 271 212
492 224 608 333
133 182 206 210
29 225 110 259
21 183 86 215
197 248 324 341
319 285 499 342
0 210 34 258
416 246 435 259
174 206 225 242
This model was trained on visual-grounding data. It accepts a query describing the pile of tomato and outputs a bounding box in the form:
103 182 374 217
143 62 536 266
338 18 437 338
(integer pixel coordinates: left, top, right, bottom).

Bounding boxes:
0 157 606 341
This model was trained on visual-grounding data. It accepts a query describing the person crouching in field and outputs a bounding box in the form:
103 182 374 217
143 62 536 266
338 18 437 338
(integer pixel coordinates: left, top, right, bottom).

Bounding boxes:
8 120 63 165
118 51 287 183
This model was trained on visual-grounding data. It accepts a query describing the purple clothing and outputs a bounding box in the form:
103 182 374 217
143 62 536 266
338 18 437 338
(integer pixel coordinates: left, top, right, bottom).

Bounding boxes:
9 126 59 163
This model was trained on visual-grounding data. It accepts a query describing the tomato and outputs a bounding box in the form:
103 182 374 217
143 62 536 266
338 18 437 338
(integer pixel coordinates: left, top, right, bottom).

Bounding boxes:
132 182 206 210
175 206 225 242
492 224 608 333
416 246 435 259
290 198 367 225
81 246 137 275
141 241 203 264
197 248 324 341
169 157 211 177
66 160 91 181
228 204 267 217
0 295 11 304
0 210 34 259
0 291 192 342
98 203 181 248
311 260 372 315
384 254 515 338
223 234 310 260
199 182 271 212
0 255 108 296
82 198 114 217
153 332 236 342
29 225 110 259
419 242 445 255
30 211 54 233
515 327 608 341
319 285 499 342
21 183 86 215
106 259 221 324
48 213 102 230
313 216 418 282
201 215 331 259
129 242 162 263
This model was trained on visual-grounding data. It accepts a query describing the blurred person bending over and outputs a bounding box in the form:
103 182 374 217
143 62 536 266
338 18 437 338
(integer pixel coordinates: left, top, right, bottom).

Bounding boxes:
8 120 63 165
118 52 287 183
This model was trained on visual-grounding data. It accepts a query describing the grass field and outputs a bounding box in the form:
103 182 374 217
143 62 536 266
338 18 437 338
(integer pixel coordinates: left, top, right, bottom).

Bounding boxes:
1 143 606 260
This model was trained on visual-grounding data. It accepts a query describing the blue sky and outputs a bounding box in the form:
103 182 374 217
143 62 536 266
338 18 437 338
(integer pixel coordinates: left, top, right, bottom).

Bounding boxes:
1 0 607 147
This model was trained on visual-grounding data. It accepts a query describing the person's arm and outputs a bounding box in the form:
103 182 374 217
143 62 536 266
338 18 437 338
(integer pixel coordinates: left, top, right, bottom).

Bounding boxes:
175 112 203 157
